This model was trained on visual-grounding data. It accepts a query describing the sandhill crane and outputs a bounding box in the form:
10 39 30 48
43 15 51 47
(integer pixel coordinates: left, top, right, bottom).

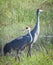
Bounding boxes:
3 9 43 61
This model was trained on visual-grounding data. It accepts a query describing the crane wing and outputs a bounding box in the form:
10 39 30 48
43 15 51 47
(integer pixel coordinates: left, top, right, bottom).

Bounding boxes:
6 34 31 50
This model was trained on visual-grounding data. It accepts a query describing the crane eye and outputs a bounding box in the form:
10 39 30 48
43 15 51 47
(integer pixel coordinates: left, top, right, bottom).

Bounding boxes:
26 27 28 29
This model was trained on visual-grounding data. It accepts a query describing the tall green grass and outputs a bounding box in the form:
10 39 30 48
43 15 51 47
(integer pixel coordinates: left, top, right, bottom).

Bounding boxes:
0 51 53 65
0 0 53 44
0 0 53 65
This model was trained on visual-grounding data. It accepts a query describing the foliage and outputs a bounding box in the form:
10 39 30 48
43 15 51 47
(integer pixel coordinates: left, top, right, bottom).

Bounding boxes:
0 52 53 65
0 0 53 65
0 0 53 44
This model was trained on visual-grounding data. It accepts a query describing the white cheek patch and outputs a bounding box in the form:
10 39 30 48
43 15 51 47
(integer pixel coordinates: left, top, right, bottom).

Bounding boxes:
39 9 43 13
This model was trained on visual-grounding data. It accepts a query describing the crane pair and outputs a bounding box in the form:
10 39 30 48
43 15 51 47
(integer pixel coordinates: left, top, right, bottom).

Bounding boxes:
3 9 43 61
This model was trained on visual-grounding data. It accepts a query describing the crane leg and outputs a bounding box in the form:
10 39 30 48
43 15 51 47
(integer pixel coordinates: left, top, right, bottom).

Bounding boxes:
15 50 21 61
27 44 31 57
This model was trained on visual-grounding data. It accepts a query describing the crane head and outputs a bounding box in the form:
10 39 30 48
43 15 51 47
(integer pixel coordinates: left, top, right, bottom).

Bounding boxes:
37 9 43 14
26 26 31 32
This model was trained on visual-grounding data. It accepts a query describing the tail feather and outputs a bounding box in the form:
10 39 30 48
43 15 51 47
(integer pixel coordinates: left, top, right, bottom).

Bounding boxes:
3 44 10 55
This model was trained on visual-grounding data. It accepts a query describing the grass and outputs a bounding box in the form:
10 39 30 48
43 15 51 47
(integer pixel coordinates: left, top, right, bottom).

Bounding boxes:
0 51 53 65
0 0 53 65
0 0 53 44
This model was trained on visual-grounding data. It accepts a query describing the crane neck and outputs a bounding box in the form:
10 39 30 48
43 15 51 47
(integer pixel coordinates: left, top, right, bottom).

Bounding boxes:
34 11 40 30
31 11 40 43
30 10 40 40
37 12 39 23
